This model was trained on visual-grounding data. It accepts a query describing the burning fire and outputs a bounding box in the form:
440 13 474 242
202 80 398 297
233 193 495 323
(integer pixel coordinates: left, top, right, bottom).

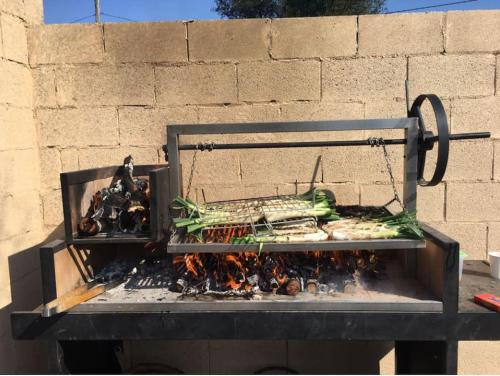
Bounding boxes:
172 250 381 297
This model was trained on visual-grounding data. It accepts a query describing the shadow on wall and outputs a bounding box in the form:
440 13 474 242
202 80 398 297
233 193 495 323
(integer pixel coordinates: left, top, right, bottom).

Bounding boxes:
0 224 65 373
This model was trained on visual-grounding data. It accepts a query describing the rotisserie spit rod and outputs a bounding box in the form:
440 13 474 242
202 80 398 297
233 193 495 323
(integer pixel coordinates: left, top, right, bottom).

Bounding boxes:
173 131 489 151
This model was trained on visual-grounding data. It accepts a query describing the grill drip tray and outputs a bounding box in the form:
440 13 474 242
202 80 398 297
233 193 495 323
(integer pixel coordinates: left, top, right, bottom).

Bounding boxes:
80 258 442 313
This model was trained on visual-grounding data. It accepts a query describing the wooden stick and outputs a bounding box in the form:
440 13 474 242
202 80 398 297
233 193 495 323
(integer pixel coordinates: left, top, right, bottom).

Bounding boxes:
42 279 122 317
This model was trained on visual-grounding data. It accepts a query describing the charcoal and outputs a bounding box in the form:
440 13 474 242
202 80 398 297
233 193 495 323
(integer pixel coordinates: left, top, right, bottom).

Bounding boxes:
318 283 329 294
78 155 150 237
285 278 301 296
306 279 319 294
162 251 382 298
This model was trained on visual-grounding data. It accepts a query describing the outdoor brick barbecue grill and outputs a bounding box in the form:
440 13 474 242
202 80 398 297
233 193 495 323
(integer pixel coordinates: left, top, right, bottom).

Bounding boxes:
11 94 500 374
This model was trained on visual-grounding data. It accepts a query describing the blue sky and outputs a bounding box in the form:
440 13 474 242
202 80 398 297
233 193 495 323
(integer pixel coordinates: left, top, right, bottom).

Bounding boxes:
43 0 500 24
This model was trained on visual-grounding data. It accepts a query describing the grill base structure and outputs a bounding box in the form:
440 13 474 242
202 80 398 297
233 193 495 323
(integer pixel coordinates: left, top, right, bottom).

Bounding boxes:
14 224 499 374
10 109 499 373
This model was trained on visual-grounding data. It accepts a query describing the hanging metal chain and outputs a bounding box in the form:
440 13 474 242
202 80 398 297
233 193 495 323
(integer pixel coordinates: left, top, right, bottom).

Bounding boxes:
185 148 199 200
185 142 214 200
167 226 178 245
368 137 405 211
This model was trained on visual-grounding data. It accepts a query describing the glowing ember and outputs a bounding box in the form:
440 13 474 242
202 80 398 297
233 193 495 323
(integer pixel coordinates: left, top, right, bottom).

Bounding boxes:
171 250 383 297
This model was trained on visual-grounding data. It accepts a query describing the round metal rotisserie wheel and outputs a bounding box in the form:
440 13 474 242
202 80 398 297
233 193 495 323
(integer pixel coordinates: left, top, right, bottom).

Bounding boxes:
409 94 450 187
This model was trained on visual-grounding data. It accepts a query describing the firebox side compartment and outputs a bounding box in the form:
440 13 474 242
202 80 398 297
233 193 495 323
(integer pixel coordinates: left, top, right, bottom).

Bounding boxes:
60 164 170 244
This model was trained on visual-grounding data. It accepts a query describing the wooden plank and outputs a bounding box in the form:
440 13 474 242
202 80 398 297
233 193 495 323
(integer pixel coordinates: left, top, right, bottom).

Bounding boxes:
42 280 122 317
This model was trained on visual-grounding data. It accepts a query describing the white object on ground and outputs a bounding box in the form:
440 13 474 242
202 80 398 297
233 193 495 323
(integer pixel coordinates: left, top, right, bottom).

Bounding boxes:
488 251 500 280
459 251 467 281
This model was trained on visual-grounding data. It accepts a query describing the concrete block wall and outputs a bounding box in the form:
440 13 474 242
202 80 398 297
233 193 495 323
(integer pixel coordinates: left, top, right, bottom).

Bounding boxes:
0 0 46 372
28 11 500 262
0 7 498 373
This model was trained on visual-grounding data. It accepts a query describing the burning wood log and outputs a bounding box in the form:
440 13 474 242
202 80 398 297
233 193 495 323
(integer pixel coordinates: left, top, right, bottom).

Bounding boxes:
286 278 301 296
168 251 382 298
176 278 188 293
306 279 319 294
78 155 150 237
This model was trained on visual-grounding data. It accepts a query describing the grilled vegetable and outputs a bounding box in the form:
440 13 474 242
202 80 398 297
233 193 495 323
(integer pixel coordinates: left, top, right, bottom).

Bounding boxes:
171 189 338 234
322 211 423 240
263 190 338 222
232 219 329 244
232 230 329 244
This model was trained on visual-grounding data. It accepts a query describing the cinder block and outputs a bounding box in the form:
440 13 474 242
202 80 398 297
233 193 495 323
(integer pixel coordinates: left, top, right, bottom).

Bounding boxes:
186 104 281 145
0 60 32 107
42 189 62 227
1 13 28 64
104 22 187 63
0 265 12 308
447 182 500 222
156 64 237 105
239 60 320 102
0 149 40 195
0 230 43 266
451 97 500 138
128 340 209 374
189 19 270 61
0 19 3 59
408 55 495 98
0 0 24 18
365 100 407 119
271 16 356 58
180 149 240 188
420 183 447 221
28 24 103 66
240 148 322 185
322 145 405 183
458 341 500 374
359 13 443 56
408 96 451 126
426 222 487 260
318 183 360 205
32 67 57 108
322 57 406 101
279 182 360 205
1 191 42 241
288 341 393 374
209 340 286 374
446 11 500 53
360 183 445 222
0 330 47 372
494 141 500 180
193 184 281 202
198 104 280 123
280 102 364 141
445 140 492 181
56 65 154 106
487 222 500 252
38 108 119 147
23 0 44 24
61 149 79 172
78 147 158 170
281 101 363 121
119 106 198 147
0 105 37 151
497 57 500 94
39 148 62 190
